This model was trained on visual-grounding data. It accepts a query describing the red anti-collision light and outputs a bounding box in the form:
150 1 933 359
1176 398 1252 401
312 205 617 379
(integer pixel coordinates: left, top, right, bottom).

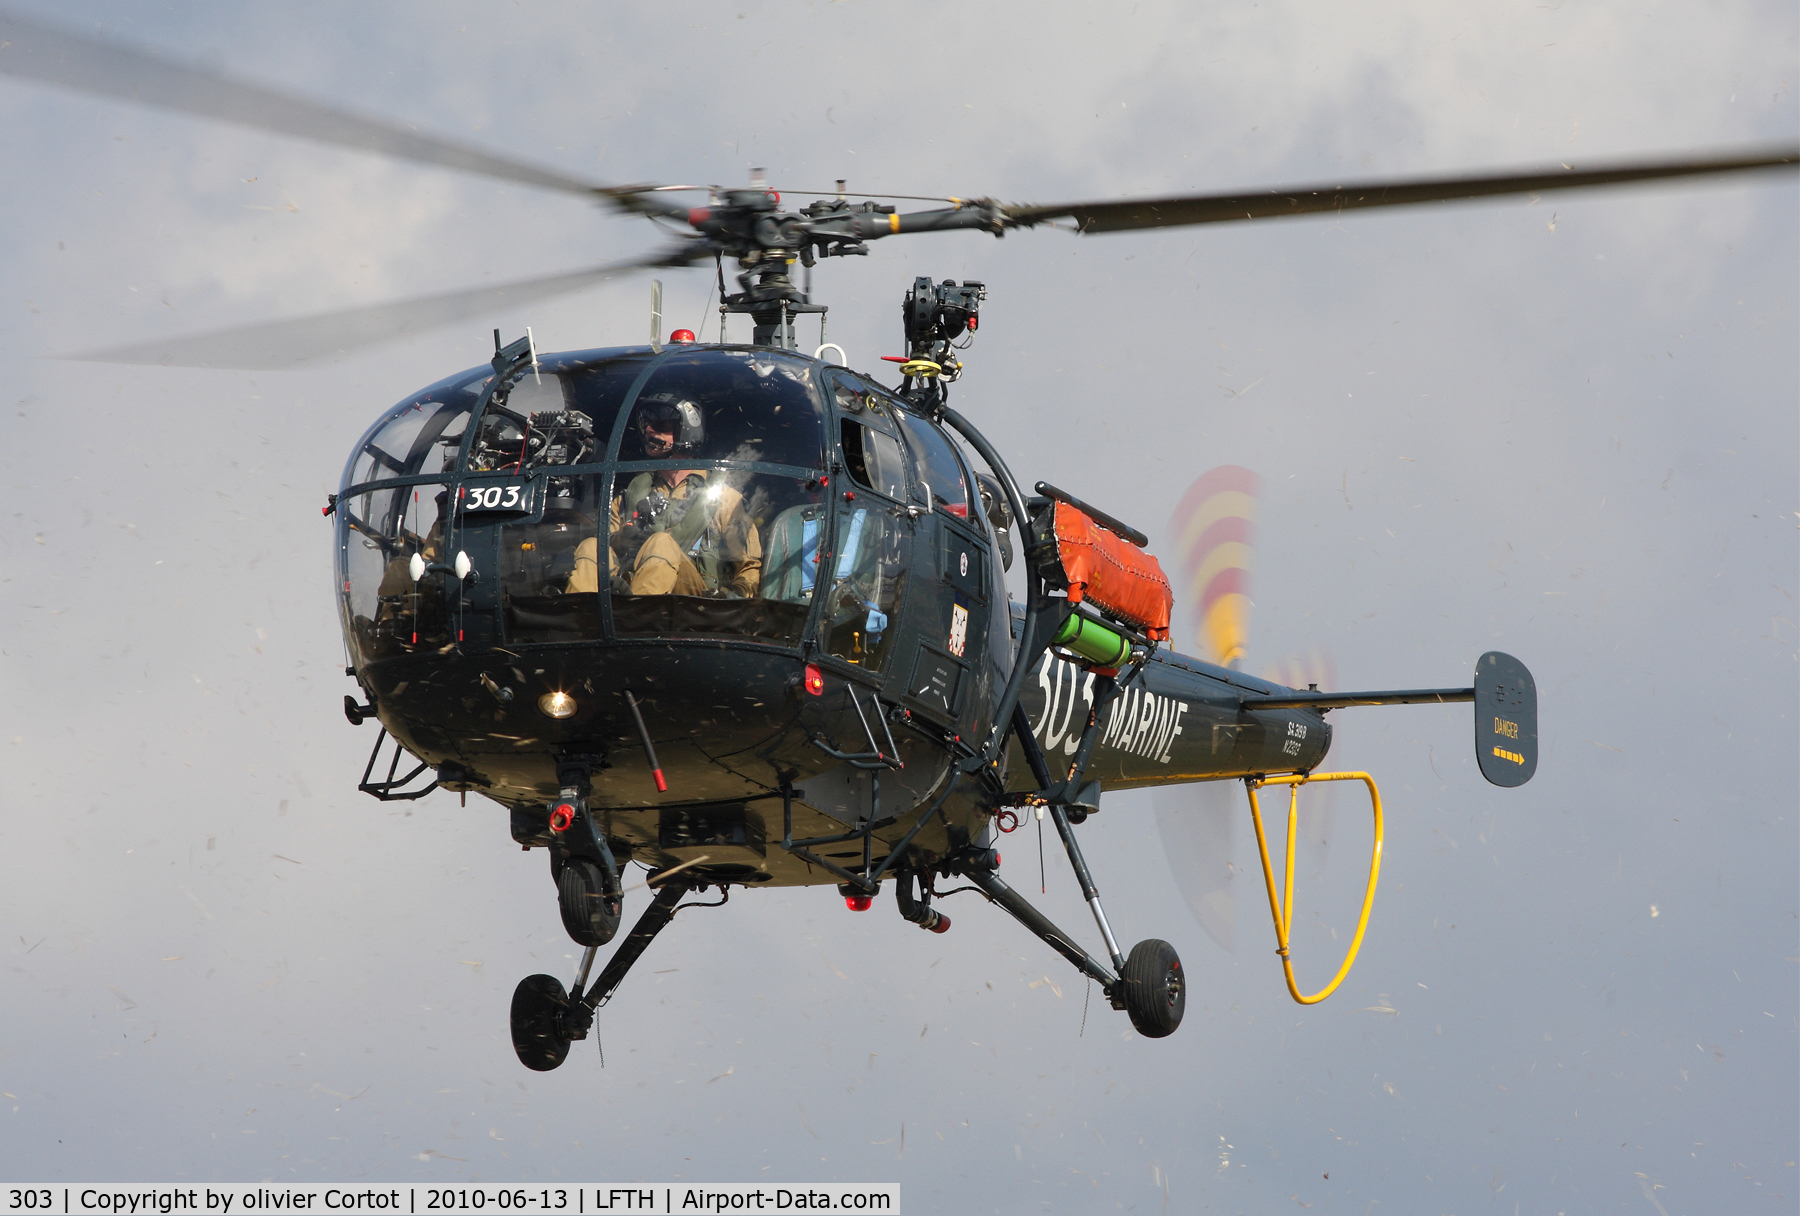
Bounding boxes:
804 664 825 696
845 895 873 912
928 914 952 934
548 804 576 832
670 329 696 344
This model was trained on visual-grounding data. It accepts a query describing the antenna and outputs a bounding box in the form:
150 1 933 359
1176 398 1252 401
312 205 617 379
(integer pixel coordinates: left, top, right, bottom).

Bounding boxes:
650 280 663 354
526 326 541 383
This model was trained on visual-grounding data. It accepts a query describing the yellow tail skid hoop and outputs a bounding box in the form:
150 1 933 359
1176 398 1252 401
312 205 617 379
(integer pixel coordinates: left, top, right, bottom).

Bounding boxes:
1244 771 1384 1006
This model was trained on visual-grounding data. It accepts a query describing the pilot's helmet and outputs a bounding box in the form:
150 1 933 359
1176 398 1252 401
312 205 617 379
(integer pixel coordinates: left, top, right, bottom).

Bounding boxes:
635 394 706 453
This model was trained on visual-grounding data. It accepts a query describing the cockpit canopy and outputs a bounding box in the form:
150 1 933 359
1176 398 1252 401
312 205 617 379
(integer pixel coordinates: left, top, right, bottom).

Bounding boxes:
335 345 1002 687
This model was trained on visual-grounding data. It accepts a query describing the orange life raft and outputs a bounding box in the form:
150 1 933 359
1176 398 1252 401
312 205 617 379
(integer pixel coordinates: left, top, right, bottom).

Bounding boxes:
1045 500 1173 641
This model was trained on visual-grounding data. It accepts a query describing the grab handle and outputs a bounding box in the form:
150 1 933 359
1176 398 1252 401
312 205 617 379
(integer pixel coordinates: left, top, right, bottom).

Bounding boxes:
1245 772 1384 1005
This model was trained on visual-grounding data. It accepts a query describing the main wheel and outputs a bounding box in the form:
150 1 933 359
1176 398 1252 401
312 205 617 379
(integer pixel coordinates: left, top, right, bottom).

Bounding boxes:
557 858 621 947
510 974 572 1071
1120 938 1186 1038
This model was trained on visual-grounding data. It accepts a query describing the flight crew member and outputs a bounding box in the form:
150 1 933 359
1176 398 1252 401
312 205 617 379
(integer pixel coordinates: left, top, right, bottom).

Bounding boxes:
565 396 762 598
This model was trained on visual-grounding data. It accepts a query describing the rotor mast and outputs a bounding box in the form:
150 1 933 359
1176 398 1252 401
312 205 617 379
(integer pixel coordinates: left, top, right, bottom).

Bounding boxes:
615 174 1006 349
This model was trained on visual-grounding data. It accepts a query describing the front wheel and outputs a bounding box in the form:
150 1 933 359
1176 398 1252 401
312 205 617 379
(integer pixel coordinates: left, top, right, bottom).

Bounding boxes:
1120 939 1185 1038
510 974 572 1071
558 858 621 947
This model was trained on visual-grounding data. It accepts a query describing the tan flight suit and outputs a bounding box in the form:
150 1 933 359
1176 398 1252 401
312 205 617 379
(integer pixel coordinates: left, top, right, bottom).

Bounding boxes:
567 470 762 598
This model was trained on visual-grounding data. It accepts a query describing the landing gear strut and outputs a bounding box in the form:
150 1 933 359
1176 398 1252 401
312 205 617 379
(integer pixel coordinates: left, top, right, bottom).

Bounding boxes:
957 700 1188 1039
510 882 690 1071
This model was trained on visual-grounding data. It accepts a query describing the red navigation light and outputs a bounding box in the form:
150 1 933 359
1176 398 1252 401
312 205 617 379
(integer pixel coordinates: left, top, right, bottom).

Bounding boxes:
845 895 873 912
803 664 825 696
670 329 696 344
928 914 952 934
548 804 576 832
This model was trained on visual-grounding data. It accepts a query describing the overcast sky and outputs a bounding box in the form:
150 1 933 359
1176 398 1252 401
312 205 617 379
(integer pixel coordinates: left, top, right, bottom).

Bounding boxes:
0 1 1794 1210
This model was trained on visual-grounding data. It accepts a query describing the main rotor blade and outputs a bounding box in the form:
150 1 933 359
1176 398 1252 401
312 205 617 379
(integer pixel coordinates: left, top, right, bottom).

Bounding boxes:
1003 146 1799 233
67 251 700 370
0 8 617 199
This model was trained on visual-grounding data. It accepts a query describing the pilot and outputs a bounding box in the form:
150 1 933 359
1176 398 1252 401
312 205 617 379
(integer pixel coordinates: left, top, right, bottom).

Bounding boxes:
566 395 762 598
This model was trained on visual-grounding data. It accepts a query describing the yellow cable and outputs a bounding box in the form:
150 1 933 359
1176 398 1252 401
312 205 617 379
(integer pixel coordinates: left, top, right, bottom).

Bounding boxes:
1245 771 1384 1005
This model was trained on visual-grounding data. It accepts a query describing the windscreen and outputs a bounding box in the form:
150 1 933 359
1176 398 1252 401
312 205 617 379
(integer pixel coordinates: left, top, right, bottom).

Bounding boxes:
620 349 825 468
344 368 487 487
465 356 647 473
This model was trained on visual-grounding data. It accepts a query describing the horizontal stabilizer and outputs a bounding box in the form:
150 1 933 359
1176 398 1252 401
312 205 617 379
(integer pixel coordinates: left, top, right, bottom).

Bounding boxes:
1243 687 1472 710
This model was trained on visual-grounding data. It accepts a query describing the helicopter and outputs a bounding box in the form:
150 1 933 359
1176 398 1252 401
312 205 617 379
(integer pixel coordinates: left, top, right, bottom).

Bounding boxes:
5 9 1792 1073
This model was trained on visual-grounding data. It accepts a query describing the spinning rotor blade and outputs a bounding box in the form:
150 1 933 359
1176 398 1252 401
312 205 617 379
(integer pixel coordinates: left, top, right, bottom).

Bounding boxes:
1154 782 1242 954
1170 466 1259 669
68 251 699 369
0 8 623 200
1003 146 1799 233
1161 469 1340 950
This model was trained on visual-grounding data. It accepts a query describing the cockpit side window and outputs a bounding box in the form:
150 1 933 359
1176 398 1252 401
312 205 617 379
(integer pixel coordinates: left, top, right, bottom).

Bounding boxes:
621 350 824 467
839 419 909 502
831 373 909 502
339 480 455 665
895 411 970 517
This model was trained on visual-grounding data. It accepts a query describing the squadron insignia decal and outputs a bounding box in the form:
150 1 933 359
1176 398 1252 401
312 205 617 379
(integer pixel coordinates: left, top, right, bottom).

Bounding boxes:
948 599 970 658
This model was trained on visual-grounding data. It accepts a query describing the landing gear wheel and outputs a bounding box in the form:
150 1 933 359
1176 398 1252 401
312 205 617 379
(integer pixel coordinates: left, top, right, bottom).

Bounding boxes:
1120 938 1185 1038
510 974 572 1071
558 858 621 947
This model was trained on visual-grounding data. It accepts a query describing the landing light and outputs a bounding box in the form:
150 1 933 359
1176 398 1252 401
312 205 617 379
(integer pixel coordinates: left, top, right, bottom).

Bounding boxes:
538 691 578 719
